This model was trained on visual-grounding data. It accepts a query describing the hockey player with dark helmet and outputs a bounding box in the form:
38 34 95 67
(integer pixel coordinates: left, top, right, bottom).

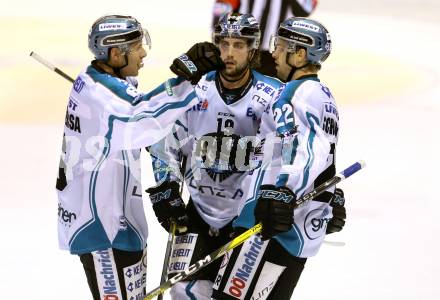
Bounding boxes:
212 12 261 82
88 15 151 78
212 17 346 300
148 11 285 300
270 17 332 81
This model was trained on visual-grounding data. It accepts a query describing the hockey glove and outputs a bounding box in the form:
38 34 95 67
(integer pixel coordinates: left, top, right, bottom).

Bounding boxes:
254 184 296 240
326 188 346 234
170 42 225 84
146 181 188 232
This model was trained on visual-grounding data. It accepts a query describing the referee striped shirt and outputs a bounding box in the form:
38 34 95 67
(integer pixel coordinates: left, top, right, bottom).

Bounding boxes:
237 0 316 50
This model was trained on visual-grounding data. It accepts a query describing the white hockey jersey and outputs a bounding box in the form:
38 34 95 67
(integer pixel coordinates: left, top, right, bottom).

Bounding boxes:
56 65 198 255
150 70 283 229
234 74 340 257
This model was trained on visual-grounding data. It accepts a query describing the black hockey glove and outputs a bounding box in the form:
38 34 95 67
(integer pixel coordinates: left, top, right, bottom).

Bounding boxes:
254 185 296 241
170 42 225 84
326 188 346 234
146 181 188 232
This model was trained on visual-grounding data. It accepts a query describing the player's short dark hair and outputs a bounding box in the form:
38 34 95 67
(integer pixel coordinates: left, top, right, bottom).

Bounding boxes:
249 49 261 69
295 45 321 71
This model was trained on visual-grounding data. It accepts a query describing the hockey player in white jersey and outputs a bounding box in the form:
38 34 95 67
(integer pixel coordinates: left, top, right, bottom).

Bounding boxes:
212 17 346 299
55 15 223 300
145 13 283 299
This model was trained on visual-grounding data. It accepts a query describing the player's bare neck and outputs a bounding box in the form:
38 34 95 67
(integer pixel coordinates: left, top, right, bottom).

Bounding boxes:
293 69 317 80
95 61 117 77
220 68 251 89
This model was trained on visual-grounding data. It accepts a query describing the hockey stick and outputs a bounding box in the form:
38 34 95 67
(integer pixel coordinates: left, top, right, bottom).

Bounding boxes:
144 160 366 300
157 222 176 300
30 51 75 83
323 240 346 247
157 155 188 299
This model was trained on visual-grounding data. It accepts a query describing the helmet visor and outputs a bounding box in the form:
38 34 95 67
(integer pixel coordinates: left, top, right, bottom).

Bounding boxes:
269 35 297 54
101 28 151 50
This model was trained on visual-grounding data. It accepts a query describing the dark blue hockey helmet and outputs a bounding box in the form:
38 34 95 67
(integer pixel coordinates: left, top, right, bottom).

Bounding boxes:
270 17 331 65
88 15 151 61
212 12 261 49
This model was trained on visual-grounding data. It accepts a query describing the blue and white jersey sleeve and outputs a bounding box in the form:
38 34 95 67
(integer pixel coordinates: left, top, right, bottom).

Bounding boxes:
82 66 198 152
56 67 198 255
273 80 331 197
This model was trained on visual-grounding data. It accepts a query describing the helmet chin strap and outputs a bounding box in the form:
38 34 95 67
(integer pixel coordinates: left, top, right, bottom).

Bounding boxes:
105 48 130 79
113 52 130 79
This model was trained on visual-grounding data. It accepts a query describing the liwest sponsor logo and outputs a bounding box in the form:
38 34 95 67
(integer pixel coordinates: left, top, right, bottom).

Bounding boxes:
292 21 320 32
226 236 266 298
98 23 127 31
95 250 121 300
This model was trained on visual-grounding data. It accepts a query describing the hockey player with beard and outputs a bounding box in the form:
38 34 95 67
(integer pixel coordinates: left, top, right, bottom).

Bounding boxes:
212 0 319 77
56 15 223 300
145 13 283 300
211 17 346 300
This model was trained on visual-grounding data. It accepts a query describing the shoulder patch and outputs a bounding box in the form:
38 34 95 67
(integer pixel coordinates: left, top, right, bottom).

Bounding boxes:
86 65 138 103
252 70 283 89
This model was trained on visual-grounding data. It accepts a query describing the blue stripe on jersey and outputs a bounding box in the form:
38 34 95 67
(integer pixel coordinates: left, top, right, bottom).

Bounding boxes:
205 70 216 81
274 222 305 257
135 91 197 118
70 113 151 253
251 70 283 88
175 119 188 132
276 136 299 187
274 77 320 136
137 77 186 105
185 280 197 300
233 168 265 230
185 168 193 180
86 65 186 105
100 92 195 148
69 142 111 254
294 112 319 196
113 151 143 250
86 66 139 103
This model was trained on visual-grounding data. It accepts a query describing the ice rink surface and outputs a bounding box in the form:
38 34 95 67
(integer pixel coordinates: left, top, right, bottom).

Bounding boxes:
0 0 439 299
